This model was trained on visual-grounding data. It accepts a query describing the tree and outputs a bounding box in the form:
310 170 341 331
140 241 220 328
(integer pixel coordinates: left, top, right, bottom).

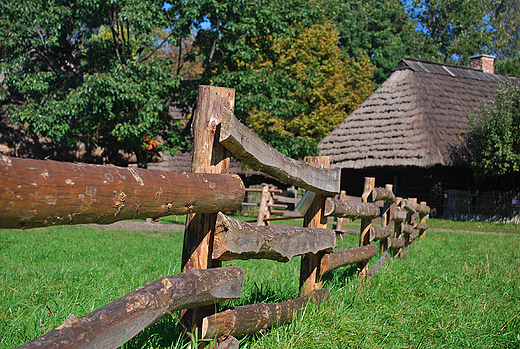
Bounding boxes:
466 79 520 180
490 0 520 60
331 0 420 86
213 20 374 159
0 0 186 168
408 0 494 65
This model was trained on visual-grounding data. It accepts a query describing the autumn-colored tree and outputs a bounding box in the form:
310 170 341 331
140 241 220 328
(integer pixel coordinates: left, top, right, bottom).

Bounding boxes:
220 21 374 159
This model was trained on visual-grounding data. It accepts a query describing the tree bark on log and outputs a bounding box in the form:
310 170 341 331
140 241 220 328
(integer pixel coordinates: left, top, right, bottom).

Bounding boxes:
0 155 245 229
369 225 393 242
320 245 378 275
387 237 406 249
408 230 419 243
213 213 336 262
368 251 391 277
392 208 408 222
324 197 379 220
370 187 396 203
358 177 375 278
219 107 340 195
416 223 428 232
19 267 244 349
401 223 415 235
201 289 330 340
181 85 235 336
300 156 330 296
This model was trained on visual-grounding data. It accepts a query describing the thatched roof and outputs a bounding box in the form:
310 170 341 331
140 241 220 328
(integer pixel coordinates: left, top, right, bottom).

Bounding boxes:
318 58 512 169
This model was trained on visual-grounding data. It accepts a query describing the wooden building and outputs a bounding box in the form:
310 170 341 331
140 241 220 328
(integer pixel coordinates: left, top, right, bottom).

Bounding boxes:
318 56 512 216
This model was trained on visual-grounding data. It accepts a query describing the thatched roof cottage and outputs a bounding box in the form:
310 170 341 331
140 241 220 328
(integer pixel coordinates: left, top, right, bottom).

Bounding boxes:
318 55 511 215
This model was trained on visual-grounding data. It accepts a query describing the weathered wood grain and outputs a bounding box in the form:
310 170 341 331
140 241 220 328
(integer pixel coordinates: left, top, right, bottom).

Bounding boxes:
401 223 416 235
323 197 380 219
219 107 340 195
300 156 330 296
387 236 406 249
392 207 408 222
181 85 235 336
369 225 393 242
19 266 244 349
358 177 376 278
320 245 378 275
370 187 396 203
416 222 428 231
212 213 335 262
202 289 330 340
0 155 245 229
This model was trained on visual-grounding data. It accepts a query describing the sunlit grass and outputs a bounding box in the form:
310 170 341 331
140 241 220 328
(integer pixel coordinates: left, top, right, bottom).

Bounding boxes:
1 218 519 348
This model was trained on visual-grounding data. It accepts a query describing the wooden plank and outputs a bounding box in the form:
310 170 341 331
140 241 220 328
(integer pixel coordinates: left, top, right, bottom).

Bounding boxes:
19 266 244 349
202 289 330 340
320 245 378 275
272 195 301 204
323 198 380 219
256 185 270 226
181 85 235 334
219 107 340 195
0 155 245 229
300 156 329 296
212 213 336 262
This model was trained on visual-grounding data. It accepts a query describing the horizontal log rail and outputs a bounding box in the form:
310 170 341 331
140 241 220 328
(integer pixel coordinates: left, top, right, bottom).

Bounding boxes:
201 289 330 341
370 187 396 203
320 245 378 275
388 237 406 249
392 207 408 222
213 213 336 262
368 251 392 277
19 266 244 349
324 197 380 219
369 225 393 242
0 155 245 229
416 223 428 231
219 107 340 195
401 223 416 234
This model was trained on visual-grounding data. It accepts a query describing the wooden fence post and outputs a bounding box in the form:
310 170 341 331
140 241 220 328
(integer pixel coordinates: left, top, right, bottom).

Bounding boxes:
256 184 270 226
358 177 375 278
420 201 428 238
299 156 330 295
336 190 348 231
180 85 235 334
380 184 393 252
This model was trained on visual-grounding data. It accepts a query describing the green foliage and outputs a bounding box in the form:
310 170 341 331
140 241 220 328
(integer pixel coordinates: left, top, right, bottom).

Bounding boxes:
467 80 520 178
408 0 494 64
332 0 420 86
0 0 185 167
496 56 520 76
490 0 520 59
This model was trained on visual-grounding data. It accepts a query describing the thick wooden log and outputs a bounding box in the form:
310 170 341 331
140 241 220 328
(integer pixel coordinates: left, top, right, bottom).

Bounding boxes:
401 223 416 235
416 203 431 216
300 156 329 296
368 251 392 277
212 213 336 262
181 85 235 335
202 289 330 340
320 244 378 275
256 185 271 226
370 187 396 203
369 225 393 242
400 246 411 258
219 107 340 195
387 237 406 249
0 155 245 229
19 267 244 349
392 207 408 222
324 197 379 220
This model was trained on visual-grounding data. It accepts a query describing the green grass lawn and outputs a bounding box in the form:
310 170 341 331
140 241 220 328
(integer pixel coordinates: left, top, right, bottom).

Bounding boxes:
1 219 519 348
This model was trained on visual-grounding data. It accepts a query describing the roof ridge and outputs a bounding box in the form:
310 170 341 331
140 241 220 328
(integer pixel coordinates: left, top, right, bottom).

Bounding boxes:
395 57 512 78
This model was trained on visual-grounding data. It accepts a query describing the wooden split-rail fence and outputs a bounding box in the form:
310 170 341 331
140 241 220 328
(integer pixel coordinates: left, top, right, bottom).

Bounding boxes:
0 86 430 349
